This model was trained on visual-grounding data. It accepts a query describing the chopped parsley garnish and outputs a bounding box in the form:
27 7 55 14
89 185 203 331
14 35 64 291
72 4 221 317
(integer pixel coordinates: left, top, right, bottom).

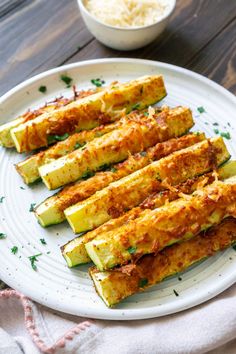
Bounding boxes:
140 151 147 157
38 85 47 93
91 78 105 87
197 106 206 114
232 244 236 251
194 131 201 136
0 233 6 239
47 133 69 144
204 122 209 125
139 278 148 288
220 132 231 140
178 276 182 281
81 170 95 180
110 167 117 173
0 196 5 203
74 142 86 150
212 122 219 126
127 246 137 254
47 251 51 255
131 103 140 110
227 122 231 127
28 253 42 271
29 203 36 212
11 246 18 255
143 111 149 117
40 238 47 245
60 74 73 87
99 163 111 172
173 289 179 297
20 186 25 190
213 128 219 134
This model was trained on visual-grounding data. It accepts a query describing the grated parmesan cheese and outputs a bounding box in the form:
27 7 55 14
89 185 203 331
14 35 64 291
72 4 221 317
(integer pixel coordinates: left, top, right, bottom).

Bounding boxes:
84 0 171 28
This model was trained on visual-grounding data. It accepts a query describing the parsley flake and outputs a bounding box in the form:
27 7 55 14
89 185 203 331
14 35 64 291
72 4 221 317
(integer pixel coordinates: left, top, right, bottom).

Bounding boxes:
38 85 47 93
60 74 73 87
212 122 219 126
0 196 5 203
28 253 42 271
81 170 95 180
40 238 47 245
232 244 236 251
131 103 140 110
213 128 219 134
110 167 117 173
220 132 231 140
127 246 137 254
20 186 25 190
143 111 149 117
173 289 179 297
29 203 36 212
47 133 69 144
178 276 182 281
74 142 86 150
197 106 206 114
0 233 6 240
91 78 105 87
139 278 148 288
140 151 147 157
11 246 18 255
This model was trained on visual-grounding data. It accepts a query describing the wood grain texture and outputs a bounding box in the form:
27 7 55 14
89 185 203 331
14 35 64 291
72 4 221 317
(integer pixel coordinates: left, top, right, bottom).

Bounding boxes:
187 19 236 94
66 0 236 94
0 0 26 18
0 0 92 95
0 0 235 96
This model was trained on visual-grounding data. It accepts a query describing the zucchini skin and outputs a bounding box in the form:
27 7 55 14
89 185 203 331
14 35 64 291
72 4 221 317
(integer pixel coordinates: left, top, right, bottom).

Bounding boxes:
0 91 95 148
36 131 203 227
15 114 137 185
39 106 193 190
89 218 236 307
85 177 236 271
61 160 236 267
65 137 230 234
10 75 167 152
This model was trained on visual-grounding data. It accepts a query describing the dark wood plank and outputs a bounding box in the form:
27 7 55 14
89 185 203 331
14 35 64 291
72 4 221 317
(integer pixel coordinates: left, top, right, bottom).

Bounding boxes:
0 0 26 19
66 0 236 76
186 19 236 94
0 0 92 95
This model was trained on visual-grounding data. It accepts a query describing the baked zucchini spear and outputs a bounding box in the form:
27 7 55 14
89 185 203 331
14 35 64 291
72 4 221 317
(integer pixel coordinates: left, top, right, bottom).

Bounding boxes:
85 176 236 271
10 75 167 152
35 131 203 227
39 106 193 190
0 90 95 148
89 217 236 307
65 136 230 234
61 161 236 267
15 111 145 184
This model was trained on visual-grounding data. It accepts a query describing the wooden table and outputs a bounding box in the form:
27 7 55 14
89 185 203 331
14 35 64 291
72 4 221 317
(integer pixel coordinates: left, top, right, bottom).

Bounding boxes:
0 0 235 97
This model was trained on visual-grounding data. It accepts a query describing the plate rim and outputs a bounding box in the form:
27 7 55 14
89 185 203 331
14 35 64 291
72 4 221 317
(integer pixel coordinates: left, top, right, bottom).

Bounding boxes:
0 58 236 321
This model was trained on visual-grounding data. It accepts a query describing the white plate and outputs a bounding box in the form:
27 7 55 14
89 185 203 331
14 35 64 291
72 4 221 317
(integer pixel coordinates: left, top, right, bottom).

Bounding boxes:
0 59 236 321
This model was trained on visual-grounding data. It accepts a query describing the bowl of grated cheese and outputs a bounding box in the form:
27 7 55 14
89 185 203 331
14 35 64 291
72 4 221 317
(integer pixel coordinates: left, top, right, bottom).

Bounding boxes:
78 0 176 51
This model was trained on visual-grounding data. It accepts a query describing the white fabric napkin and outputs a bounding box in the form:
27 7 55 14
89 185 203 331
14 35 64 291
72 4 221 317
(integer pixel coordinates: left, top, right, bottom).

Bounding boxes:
0 283 236 354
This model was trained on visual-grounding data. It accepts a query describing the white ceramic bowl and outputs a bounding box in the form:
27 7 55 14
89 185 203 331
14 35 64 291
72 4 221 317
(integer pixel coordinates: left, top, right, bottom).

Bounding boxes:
77 0 176 51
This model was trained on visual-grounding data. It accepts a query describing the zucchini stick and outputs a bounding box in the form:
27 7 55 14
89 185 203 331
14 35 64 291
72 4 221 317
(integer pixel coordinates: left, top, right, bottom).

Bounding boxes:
15 108 153 184
85 177 236 271
39 106 193 190
62 160 236 267
65 137 230 234
89 217 236 307
0 90 95 148
35 131 203 227
61 161 236 267
10 75 167 152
